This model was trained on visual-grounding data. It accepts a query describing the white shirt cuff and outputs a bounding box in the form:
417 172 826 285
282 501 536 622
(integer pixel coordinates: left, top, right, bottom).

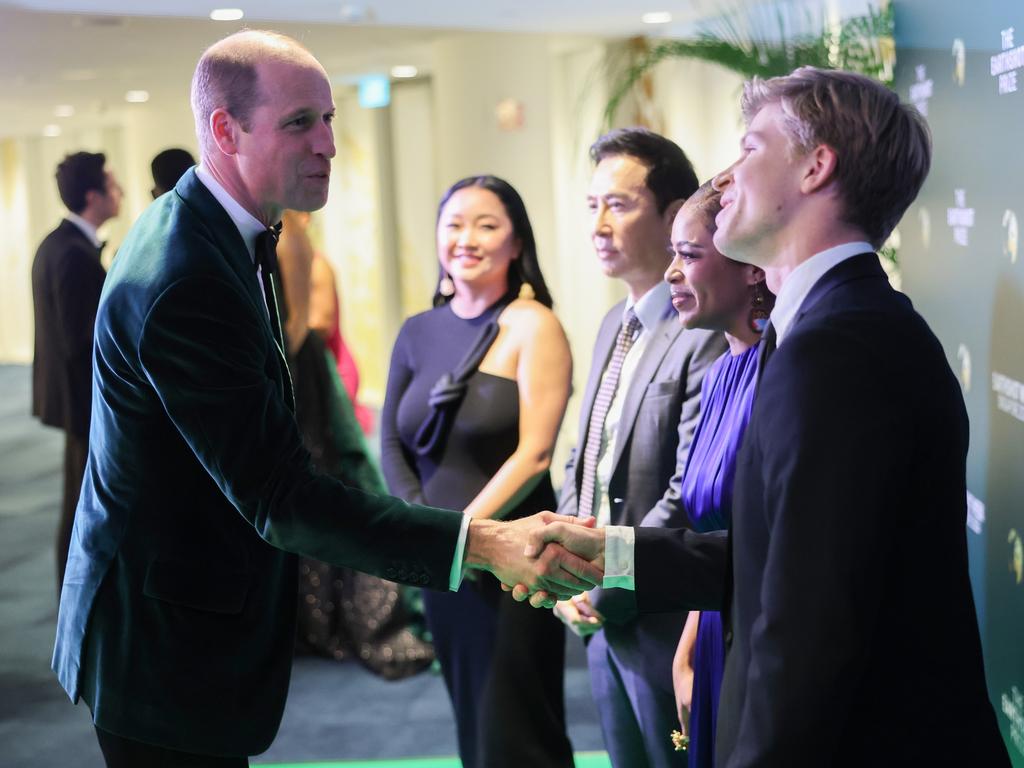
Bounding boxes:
603 525 635 589
449 513 473 591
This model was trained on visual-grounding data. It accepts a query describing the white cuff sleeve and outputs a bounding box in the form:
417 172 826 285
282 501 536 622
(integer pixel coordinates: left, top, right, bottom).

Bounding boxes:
449 513 473 591
603 525 635 590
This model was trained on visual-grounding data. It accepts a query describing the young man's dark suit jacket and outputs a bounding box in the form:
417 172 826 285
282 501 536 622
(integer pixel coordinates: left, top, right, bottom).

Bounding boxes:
558 298 725 758
31 218 106 439
52 169 463 758
633 253 1010 767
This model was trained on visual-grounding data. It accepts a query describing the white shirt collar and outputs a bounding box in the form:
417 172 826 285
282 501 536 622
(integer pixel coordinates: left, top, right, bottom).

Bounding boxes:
194 163 268 262
65 212 102 249
771 241 873 345
624 280 671 332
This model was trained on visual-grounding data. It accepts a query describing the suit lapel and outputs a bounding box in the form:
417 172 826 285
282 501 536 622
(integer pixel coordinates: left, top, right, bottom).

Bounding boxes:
574 303 625 491
609 312 682 471
175 170 295 412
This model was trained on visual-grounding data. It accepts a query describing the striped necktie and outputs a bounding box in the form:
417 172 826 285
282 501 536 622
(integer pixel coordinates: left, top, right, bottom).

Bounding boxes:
578 309 642 518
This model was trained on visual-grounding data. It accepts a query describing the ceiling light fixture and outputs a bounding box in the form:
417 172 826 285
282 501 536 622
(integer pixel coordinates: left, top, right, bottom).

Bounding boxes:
43 124 62 137
339 4 367 23
641 11 672 24
54 105 75 118
390 65 418 79
125 90 150 103
210 8 244 21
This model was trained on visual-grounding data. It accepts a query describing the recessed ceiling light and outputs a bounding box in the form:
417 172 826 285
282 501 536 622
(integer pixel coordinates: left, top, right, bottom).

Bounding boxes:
54 105 75 118
390 65 418 79
210 8 244 21
125 90 150 103
43 125 62 137
339 4 367 22
641 11 672 24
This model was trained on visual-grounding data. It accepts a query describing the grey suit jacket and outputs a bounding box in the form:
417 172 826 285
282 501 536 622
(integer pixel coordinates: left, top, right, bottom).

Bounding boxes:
558 298 726 624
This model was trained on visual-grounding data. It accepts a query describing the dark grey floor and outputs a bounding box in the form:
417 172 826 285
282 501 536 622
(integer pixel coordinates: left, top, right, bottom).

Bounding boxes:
0 364 605 767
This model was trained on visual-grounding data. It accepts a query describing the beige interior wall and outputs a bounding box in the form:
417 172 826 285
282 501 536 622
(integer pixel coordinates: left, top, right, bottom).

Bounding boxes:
0 94 198 363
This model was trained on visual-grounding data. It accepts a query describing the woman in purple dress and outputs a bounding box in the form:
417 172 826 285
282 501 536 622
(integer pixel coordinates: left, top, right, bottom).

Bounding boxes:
665 182 774 768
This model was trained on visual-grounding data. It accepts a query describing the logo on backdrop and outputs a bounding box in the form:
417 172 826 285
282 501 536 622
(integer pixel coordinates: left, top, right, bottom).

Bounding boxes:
1010 529 1023 584
992 371 1024 423
947 189 975 246
992 27 1024 95
958 344 972 392
910 64 933 115
919 207 932 249
952 38 966 86
1002 686 1024 758
1004 209 1019 263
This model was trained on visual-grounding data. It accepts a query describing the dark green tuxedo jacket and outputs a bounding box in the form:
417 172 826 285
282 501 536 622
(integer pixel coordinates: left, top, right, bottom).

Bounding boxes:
52 169 462 756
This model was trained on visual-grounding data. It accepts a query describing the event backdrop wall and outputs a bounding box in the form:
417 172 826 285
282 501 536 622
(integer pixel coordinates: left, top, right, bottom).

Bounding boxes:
893 1 1024 762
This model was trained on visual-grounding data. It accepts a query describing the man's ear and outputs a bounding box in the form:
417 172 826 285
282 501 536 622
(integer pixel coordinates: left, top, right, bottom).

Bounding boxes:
82 188 101 210
800 144 839 195
210 108 241 156
663 198 685 232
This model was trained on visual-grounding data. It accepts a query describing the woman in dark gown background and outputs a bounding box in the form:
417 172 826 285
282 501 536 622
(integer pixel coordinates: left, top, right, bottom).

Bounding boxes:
381 176 574 767
277 210 433 680
663 183 773 767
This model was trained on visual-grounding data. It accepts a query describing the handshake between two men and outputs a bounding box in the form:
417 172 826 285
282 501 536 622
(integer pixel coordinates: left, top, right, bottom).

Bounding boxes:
463 511 607 608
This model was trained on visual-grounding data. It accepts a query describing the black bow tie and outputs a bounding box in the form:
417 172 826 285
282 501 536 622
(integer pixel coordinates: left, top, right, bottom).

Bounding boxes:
254 223 283 274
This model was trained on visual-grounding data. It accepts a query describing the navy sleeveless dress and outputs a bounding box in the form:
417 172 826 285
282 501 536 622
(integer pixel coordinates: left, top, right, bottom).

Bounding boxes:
381 299 573 768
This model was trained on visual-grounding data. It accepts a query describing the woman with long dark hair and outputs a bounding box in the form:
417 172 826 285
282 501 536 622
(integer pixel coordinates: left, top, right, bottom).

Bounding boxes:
381 175 574 767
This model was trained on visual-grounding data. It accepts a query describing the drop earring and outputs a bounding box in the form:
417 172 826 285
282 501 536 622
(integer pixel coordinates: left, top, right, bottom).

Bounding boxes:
748 282 770 333
439 273 455 297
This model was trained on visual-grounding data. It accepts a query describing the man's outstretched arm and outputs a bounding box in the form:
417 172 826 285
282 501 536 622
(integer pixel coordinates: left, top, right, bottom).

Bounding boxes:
510 522 727 610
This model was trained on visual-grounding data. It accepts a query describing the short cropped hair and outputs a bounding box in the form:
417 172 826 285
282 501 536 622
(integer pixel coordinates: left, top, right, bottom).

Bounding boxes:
55 152 107 214
151 148 196 195
190 31 308 152
742 67 931 248
590 127 700 214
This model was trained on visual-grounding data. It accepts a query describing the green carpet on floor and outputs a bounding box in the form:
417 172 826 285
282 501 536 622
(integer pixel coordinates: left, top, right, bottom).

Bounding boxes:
259 752 612 768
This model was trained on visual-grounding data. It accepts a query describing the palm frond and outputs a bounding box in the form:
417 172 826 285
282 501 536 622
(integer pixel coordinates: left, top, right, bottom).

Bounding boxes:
603 1 895 128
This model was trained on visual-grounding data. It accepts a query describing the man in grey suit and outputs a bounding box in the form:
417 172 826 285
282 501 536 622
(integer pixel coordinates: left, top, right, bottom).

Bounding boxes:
554 128 726 767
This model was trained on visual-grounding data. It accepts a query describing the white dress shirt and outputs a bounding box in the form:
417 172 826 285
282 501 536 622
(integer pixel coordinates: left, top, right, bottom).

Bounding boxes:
193 165 472 591
65 212 103 249
770 241 873 345
601 241 874 588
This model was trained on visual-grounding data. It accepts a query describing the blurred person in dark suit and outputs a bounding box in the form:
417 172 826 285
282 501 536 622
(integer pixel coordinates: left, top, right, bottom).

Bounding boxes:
150 147 196 198
31 150 121 597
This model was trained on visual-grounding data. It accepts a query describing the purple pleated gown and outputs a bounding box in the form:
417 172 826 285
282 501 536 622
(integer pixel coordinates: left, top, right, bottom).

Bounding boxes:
678 342 760 768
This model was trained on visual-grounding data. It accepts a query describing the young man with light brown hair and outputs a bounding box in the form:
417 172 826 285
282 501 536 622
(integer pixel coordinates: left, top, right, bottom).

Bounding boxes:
528 66 1011 767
